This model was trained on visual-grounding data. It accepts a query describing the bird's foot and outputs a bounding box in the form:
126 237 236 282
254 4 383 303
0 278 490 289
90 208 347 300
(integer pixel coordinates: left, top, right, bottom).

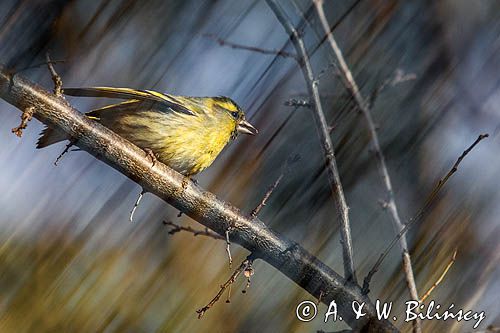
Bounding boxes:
144 148 158 167
182 176 192 190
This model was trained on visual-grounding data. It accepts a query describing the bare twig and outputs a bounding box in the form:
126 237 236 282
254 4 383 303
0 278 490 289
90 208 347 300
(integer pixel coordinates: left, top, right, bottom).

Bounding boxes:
315 62 336 83
46 52 63 97
47 52 70 165
196 258 253 319
284 98 311 108
251 174 284 217
316 290 324 305
226 283 232 303
313 1 419 323
225 228 233 268
266 0 357 283
163 221 225 240
11 106 34 137
54 140 75 166
362 134 489 294
419 248 457 303
430 134 489 200
129 188 146 222
204 33 298 60
166 218 240 268
251 154 300 217
15 60 66 74
0 66 397 332
368 69 417 109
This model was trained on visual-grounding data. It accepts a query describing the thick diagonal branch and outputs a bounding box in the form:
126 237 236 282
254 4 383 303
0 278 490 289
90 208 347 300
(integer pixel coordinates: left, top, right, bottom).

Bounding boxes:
266 0 357 283
312 2 420 329
0 67 396 332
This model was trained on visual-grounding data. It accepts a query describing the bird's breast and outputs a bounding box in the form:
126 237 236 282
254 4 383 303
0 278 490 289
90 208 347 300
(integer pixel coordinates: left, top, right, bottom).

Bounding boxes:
109 110 234 175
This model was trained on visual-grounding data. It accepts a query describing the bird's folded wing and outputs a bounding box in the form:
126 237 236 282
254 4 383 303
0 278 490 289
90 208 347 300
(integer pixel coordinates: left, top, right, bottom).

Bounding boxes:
63 87 195 116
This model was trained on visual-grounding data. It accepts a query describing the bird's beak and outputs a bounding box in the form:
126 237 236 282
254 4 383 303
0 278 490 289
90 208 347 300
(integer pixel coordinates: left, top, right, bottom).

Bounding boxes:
237 120 258 135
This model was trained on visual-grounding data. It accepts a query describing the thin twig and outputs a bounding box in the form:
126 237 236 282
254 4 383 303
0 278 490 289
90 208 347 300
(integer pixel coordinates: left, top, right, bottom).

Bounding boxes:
313 1 419 325
368 69 417 109
284 98 311 108
314 62 336 83
54 140 75 166
251 154 300 217
226 283 232 303
251 174 284 217
204 33 298 60
163 221 225 240
11 106 34 137
242 261 254 294
419 248 457 303
15 60 66 74
430 134 489 200
266 0 357 283
316 290 324 306
473 326 500 333
362 134 488 294
196 258 253 319
225 228 233 268
46 51 71 166
46 52 63 97
129 189 146 222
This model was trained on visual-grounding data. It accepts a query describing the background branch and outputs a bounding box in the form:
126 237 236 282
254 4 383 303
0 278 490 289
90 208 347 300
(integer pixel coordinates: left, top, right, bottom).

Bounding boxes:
163 221 225 240
312 2 420 330
203 33 298 60
419 248 457 303
265 0 357 284
362 134 488 292
196 257 254 319
0 66 397 332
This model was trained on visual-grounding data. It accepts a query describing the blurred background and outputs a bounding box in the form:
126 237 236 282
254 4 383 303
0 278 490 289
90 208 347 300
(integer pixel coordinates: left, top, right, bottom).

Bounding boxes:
0 0 499 332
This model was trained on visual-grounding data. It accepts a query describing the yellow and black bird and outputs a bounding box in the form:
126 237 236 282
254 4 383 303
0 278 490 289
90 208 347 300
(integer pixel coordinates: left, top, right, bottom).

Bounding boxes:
37 87 257 175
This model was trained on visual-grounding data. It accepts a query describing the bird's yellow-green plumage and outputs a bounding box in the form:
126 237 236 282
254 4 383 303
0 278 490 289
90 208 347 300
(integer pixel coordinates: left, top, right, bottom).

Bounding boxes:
37 87 257 176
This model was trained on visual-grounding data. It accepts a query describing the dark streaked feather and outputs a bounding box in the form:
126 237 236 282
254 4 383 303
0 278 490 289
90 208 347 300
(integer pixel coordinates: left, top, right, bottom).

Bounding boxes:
63 87 195 116
37 99 179 149
85 100 143 119
36 127 69 148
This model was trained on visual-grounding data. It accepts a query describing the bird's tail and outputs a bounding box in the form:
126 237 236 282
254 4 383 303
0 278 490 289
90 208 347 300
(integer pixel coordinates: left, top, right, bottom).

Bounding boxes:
36 127 69 148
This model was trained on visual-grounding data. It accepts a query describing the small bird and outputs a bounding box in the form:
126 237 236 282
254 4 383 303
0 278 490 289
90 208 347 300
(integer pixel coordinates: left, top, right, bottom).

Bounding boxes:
37 87 257 175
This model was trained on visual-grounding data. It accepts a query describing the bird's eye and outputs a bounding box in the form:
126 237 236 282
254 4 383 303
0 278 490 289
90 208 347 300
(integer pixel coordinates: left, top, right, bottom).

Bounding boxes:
231 111 239 119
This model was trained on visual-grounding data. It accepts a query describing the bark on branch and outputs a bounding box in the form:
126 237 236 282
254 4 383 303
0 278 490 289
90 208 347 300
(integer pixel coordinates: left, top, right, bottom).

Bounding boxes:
0 66 397 332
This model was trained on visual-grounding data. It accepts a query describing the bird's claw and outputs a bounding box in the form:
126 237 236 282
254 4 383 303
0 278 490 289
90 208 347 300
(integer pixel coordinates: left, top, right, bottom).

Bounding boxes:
182 176 190 190
144 148 158 167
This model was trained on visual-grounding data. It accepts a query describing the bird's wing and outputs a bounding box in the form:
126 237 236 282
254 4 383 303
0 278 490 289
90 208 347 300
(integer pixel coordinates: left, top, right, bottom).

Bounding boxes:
85 99 142 119
64 87 195 116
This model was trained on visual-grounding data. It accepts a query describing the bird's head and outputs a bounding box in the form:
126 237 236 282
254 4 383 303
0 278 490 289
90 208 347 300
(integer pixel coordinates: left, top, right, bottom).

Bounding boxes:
211 96 258 137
